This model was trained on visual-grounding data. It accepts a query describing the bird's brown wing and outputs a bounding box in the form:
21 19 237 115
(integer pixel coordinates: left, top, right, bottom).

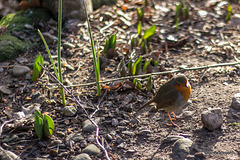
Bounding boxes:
154 88 179 109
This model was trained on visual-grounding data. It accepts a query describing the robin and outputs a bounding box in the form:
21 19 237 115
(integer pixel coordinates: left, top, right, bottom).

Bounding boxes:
138 74 191 126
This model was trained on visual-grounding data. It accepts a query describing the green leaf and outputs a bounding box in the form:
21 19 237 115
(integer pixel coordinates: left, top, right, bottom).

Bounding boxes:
147 75 152 91
119 59 127 77
32 53 44 81
137 81 142 90
176 17 179 30
132 56 142 75
225 4 232 22
142 25 156 40
141 41 146 55
128 61 133 75
43 114 54 138
110 34 116 49
143 58 152 73
34 110 43 139
103 39 109 54
137 22 142 36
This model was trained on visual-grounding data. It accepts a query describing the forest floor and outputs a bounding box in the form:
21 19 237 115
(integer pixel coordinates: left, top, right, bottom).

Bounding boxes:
0 0 240 159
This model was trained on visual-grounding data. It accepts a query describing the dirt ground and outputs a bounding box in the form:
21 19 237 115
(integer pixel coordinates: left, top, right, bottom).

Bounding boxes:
0 0 240 160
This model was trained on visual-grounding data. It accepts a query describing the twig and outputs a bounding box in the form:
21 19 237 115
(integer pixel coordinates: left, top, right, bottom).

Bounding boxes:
47 61 240 88
38 63 111 160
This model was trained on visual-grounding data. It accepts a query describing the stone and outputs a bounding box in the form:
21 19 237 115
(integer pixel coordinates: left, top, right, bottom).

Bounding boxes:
137 129 152 136
82 117 101 132
0 146 21 160
63 105 77 117
66 132 84 145
162 135 185 144
82 144 101 156
201 108 223 131
182 111 193 118
111 118 119 126
71 153 92 160
12 65 30 77
42 32 58 44
38 141 46 148
172 138 193 159
231 93 240 110
0 85 11 95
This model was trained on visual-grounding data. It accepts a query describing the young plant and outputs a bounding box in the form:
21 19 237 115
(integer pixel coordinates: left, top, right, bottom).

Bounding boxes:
36 0 66 106
175 1 189 30
146 75 152 91
133 78 142 90
225 4 232 22
103 34 117 55
137 7 144 22
34 110 54 139
128 56 142 75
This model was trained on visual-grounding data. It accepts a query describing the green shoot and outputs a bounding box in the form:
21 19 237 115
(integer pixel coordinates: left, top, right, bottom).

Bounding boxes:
225 4 232 22
137 22 142 37
133 78 142 90
32 52 44 81
119 59 127 77
103 34 117 55
34 110 54 139
132 56 142 75
137 7 144 22
142 25 156 40
84 1 101 96
142 58 152 73
175 1 190 30
146 75 152 91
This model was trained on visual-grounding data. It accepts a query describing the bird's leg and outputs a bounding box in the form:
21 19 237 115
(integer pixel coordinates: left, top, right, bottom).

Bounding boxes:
167 112 179 127
171 112 182 120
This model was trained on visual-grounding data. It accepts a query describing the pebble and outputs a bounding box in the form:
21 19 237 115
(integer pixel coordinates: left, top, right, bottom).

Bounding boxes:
201 108 223 131
106 134 113 141
172 138 193 159
194 152 206 159
12 65 30 77
182 111 193 118
50 139 63 146
42 32 58 44
162 135 185 144
71 153 92 160
82 144 101 155
122 131 135 136
55 131 65 137
137 129 152 136
80 140 88 148
82 117 101 132
87 135 95 143
0 146 20 160
112 118 119 126
231 93 240 110
115 137 123 144
66 132 84 144
0 85 11 95
62 105 77 117
38 141 46 148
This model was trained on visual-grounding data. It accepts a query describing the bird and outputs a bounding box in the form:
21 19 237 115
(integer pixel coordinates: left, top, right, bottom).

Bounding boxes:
138 74 191 126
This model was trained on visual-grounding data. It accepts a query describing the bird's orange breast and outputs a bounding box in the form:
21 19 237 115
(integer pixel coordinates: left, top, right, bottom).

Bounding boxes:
174 80 191 102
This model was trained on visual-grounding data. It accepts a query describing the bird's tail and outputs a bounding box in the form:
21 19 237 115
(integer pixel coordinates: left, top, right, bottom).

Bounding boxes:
138 99 154 111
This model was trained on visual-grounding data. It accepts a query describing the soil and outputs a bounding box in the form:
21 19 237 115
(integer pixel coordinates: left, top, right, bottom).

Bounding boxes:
0 0 240 160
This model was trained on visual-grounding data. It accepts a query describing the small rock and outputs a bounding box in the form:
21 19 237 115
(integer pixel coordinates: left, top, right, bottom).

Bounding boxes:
71 153 92 160
63 42 75 50
50 139 63 146
106 134 113 141
66 132 84 145
0 146 20 160
80 140 88 148
12 65 30 77
162 135 185 144
25 73 31 80
186 154 195 160
0 85 11 95
56 131 65 137
112 118 119 126
63 105 77 117
231 93 240 110
42 32 58 44
38 141 46 148
82 144 101 156
137 129 152 136
59 152 69 157
182 111 193 118
82 117 101 132
194 152 206 159
122 131 135 136
201 108 223 131
172 138 193 159
115 137 123 144
87 135 95 143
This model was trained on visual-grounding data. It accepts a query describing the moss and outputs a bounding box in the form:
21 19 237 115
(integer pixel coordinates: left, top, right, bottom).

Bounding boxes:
0 34 31 62
0 8 50 32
